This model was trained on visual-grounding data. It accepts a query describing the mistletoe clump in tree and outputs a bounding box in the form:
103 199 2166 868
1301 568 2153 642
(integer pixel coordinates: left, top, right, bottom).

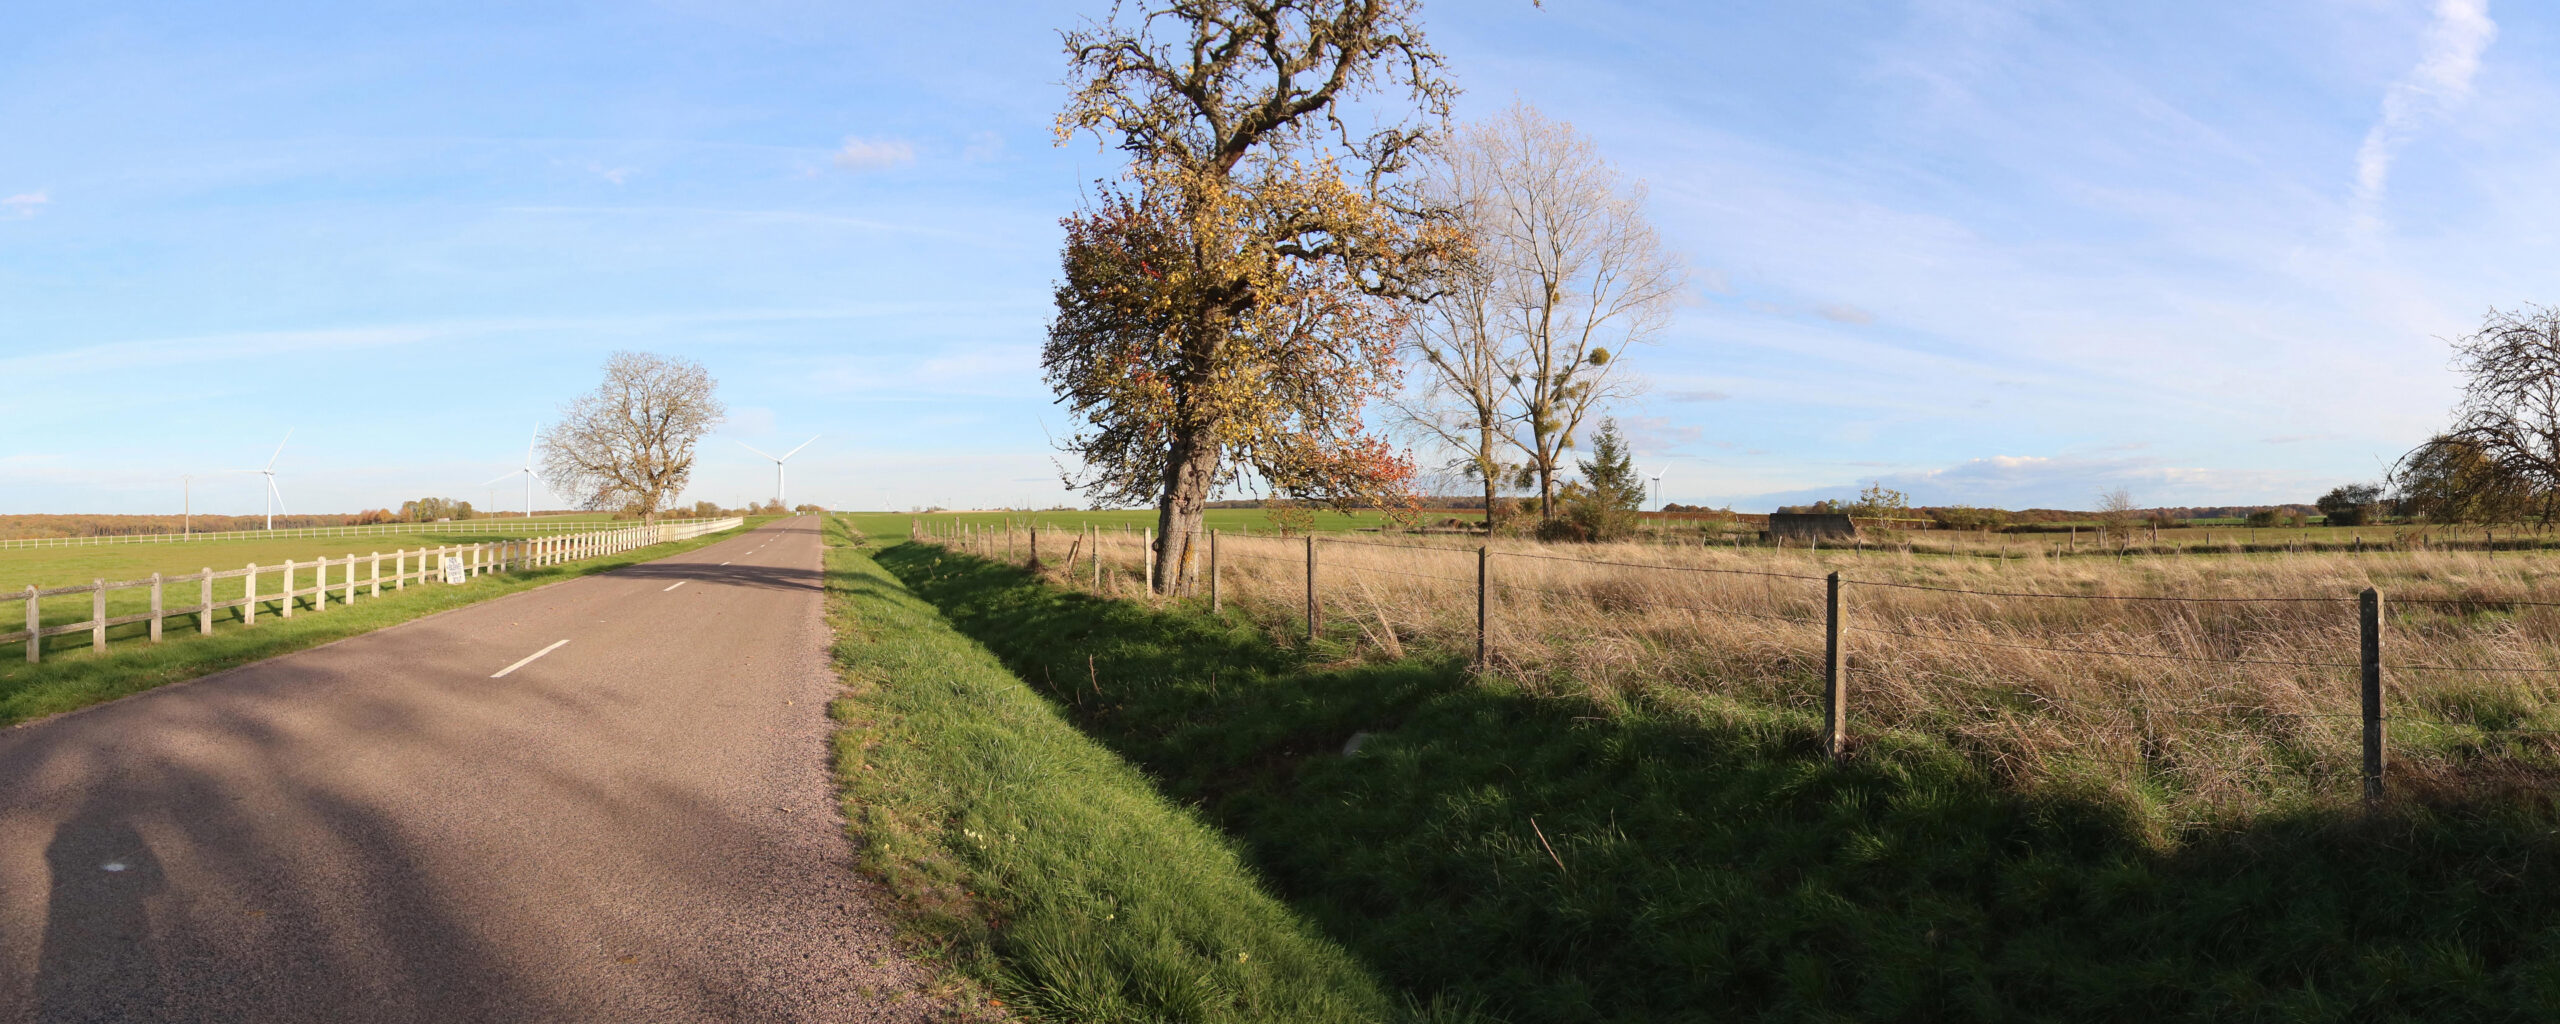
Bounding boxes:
1046 0 1461 593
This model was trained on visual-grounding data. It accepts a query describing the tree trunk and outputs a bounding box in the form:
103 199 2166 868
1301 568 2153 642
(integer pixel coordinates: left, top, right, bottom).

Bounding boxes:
1480 421 1499 534
1154 430 1219 595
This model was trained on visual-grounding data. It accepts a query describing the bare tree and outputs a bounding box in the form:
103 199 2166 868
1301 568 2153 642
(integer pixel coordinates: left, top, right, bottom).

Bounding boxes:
1457 102 1685 520
2427 304 2560 523
2095 487 2139 534
539 352 724 522
1396 143 1523 532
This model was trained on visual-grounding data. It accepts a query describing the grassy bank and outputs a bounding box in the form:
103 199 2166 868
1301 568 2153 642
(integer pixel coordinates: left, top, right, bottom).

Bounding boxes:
879 540 2560 1022
818 520 1408 1022
0 521 757 727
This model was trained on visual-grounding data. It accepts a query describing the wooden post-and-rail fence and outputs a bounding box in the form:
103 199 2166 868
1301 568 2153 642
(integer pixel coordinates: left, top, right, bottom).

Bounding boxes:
8 518 742 664
920 522 2404 804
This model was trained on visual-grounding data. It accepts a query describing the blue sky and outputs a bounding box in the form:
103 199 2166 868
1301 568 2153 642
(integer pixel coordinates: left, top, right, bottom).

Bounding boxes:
3 0 2549 515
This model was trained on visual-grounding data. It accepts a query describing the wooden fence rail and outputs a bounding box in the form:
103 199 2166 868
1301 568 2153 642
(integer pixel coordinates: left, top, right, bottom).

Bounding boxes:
0 516 742 551
6 518 742 663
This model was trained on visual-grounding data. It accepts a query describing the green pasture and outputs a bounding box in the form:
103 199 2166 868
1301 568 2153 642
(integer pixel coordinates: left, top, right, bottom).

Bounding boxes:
2 515 785 661
0 519 757 726
837 509 1409 547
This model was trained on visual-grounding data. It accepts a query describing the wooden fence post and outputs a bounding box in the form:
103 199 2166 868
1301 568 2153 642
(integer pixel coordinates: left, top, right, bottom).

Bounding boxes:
1305 535 1319 642
1476 545 1490 672
1824 572 1846 759
246 564 259 625
92 580 106 651
371 552 381 597
199 569 213 635
1031 524 1041 570
150 573 164 642
284 560 295 617
344 554 357 605
23 586 37 663
2362 587 2385 805
1210 529 1221 613
315 559 329 611
1144 529 1155 591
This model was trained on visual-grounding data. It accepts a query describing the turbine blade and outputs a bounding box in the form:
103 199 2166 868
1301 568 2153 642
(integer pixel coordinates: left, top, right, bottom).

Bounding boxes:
737 440 779 461
265 429 294 470
779 434 820 461
269 476 287 516
484 470 521 486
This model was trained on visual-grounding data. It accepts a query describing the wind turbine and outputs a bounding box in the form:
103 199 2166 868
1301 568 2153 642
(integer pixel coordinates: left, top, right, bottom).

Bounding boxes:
241 430 293 530
483 426 539 519
739 435 819 509
1648 466 1666 511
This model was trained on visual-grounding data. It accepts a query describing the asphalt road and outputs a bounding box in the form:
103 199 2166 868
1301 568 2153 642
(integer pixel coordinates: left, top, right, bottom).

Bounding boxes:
0 517 941 1023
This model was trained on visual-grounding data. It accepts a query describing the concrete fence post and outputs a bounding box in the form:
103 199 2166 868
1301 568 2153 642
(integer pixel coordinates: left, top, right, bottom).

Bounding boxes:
2362 587 2386 805
24 585 38 663
92 580 106 651
150 573 164 642
1824 572 1846 759
199 569 214 635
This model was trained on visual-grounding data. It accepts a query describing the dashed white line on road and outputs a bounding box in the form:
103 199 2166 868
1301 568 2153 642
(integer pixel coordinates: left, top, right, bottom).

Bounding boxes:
663 580 689 592
491 639 571 679
719 561 730 566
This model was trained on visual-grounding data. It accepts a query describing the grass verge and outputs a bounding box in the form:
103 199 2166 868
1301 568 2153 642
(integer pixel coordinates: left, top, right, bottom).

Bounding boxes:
818 519 1408 1022
0 521 758 727
880 540 2560 1023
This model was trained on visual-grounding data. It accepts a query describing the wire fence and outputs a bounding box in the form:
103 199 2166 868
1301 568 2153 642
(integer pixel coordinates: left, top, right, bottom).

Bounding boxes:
911 517 2560 802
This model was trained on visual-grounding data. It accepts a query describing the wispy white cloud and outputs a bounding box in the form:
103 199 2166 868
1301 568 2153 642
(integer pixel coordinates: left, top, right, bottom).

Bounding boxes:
2 190 47 218
833 135 917 171
2353 0 2498 230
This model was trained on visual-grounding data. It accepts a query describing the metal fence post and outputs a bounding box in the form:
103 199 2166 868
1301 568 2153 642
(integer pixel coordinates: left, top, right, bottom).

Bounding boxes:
1305 535 1319 642
2363 587 2385 804
1476 545 1490 672
1824 572 1846 759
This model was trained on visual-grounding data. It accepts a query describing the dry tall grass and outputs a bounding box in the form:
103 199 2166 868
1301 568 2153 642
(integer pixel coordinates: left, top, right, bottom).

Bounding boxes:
943 523 2560 812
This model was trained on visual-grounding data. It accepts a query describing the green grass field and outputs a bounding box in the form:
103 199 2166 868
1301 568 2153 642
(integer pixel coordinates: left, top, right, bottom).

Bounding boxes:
3 524 639 652
0 519 763 725
876 538 2560 1021
819 517 1409 1022
1 515 789 652
837 509 1410 547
